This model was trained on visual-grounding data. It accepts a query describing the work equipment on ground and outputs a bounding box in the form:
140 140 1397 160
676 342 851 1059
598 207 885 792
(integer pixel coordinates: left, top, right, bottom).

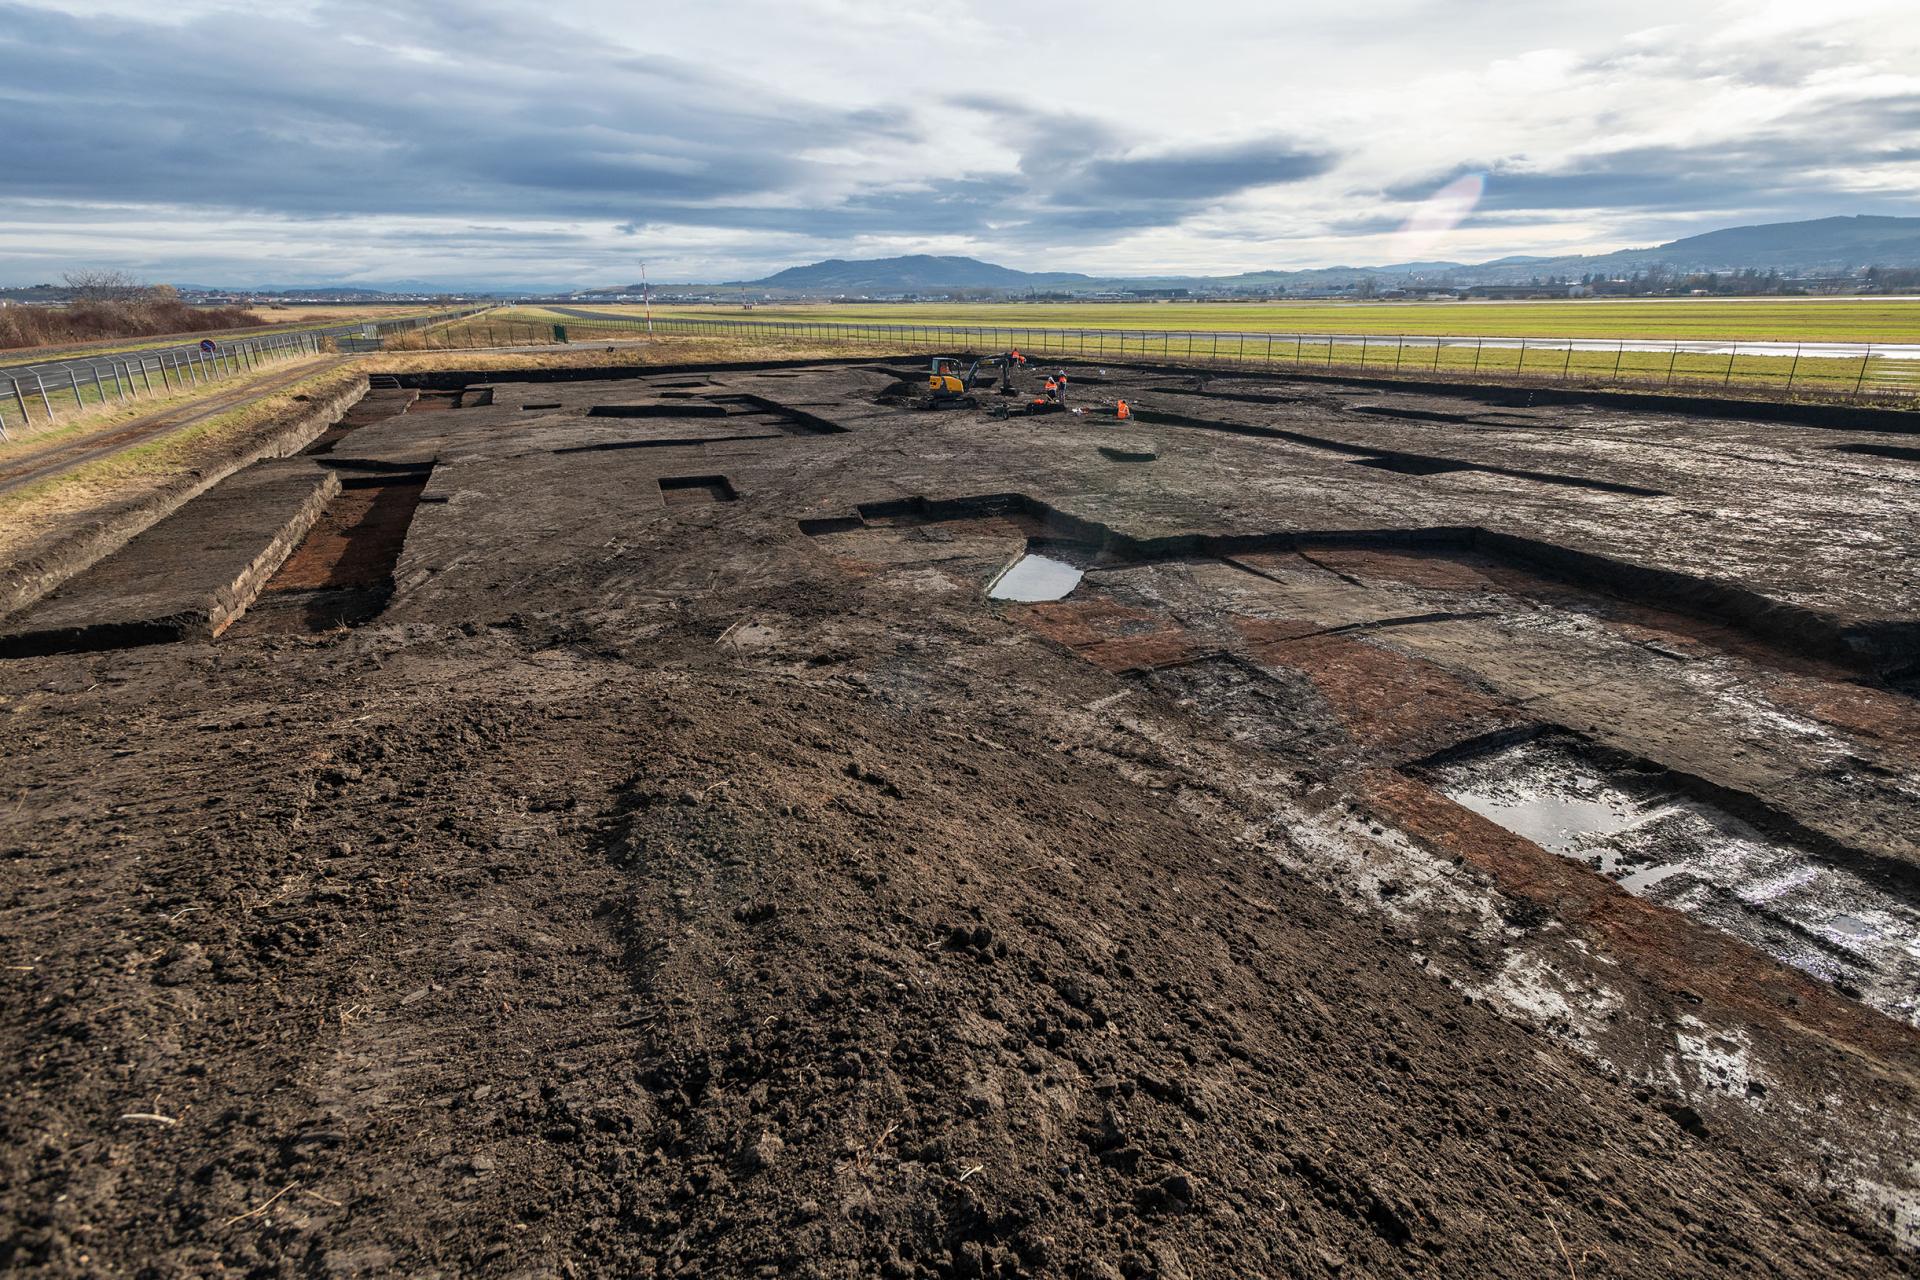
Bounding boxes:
923 352 1028 408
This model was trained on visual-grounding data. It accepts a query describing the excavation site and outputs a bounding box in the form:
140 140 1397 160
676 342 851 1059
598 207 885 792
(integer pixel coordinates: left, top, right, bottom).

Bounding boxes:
4 355 1920 1278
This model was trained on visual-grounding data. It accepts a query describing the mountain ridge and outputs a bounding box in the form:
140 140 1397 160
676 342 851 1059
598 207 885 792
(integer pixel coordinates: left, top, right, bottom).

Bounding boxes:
588 215 1920 296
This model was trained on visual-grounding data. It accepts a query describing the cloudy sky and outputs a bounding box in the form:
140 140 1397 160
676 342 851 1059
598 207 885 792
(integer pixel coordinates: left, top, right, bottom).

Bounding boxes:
1 0 1916 287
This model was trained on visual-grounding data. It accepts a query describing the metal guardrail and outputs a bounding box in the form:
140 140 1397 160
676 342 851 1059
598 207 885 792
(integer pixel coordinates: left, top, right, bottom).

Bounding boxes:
519 309 1920 407
0 307 488 439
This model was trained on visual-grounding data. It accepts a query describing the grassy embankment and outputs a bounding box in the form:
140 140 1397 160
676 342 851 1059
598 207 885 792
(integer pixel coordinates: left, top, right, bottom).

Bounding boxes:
0 362 362 565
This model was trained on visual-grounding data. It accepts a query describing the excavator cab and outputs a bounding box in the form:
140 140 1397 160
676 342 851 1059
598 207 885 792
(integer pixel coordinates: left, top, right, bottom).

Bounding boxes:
927 357 969 401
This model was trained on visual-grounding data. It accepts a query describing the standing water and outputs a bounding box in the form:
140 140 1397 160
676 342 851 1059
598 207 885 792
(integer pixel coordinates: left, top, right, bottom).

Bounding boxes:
1429 736 1920 1027
989 552 1085 602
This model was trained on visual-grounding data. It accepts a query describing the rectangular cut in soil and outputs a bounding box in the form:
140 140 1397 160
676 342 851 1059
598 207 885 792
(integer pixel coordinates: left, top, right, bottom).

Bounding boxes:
1351 455 1473 476
223 469 432 635
659 475 737 505
589 404 728 419
1424 734 1920 1026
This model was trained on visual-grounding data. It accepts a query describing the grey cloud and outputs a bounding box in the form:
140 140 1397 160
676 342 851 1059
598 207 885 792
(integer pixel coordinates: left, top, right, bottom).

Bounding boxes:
1387 90 1920 225
0 2 891 224
0 2 1334 254
1079 142 1337 198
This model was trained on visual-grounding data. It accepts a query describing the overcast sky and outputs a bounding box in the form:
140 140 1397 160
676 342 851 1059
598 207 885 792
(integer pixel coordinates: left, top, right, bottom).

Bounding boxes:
1 0 1916 287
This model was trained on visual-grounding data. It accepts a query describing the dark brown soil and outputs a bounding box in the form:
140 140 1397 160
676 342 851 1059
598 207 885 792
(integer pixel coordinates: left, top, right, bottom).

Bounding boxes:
3 361 1918 1278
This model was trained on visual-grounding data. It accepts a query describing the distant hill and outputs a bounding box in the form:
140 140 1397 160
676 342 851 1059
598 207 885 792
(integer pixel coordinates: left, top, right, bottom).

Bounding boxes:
750 255 1095 292
123 215 1920 299
639 216 1920 296
1582 215 1920 274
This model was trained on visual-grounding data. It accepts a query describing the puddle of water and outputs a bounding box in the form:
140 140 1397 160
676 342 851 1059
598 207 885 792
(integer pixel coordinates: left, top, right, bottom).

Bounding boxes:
989 553 1084 602
1431 737 1920 1026
1831 914 1874 938
1448 775 1641 854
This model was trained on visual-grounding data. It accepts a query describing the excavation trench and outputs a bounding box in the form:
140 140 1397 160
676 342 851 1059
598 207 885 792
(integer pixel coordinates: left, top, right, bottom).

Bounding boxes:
1128 407 1667 496
1420 734 1920 1027
224 467 434 636
800 495 1920 1029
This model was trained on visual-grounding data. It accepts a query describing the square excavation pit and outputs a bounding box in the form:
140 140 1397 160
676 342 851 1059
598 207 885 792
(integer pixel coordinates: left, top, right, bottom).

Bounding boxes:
658 474 738 505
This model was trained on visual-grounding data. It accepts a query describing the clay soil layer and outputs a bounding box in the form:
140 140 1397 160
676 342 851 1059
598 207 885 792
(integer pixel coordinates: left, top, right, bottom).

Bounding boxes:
2 359 1918 1279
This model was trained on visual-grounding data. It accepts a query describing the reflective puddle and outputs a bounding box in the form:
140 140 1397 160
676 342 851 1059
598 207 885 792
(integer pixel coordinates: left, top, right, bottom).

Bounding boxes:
989 552 1085 602
1431 736 1920 1026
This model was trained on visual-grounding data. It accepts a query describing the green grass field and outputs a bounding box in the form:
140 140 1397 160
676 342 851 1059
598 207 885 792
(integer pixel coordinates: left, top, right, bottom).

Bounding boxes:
574 298 1920 343
412 305 1918 404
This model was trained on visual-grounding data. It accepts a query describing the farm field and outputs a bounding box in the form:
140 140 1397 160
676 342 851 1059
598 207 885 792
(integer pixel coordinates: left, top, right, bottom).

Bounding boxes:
472 305 1919 402
582 297 1920 343
243 304 438 324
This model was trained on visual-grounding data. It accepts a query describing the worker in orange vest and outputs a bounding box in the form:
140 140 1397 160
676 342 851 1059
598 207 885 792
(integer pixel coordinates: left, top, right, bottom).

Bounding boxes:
1043 376 1059 402
1116 399 1130 420
1053 371 1069 406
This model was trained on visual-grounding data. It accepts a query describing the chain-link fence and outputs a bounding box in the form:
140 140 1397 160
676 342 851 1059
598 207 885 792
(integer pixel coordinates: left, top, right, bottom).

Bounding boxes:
0 307 487 439
439 309 1918 408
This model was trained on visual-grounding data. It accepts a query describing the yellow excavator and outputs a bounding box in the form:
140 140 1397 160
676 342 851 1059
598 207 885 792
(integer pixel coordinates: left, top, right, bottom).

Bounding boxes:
924 350 1028 407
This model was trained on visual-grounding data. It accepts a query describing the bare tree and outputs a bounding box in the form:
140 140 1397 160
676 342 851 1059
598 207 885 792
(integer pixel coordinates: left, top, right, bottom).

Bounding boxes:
62 269 147 303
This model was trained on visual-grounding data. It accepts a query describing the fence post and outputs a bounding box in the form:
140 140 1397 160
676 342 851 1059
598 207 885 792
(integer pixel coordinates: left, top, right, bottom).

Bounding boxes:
1665 343 1679 386
1561 341 1574 378
35 374 52 417
69 368 83 408
1516 340 1527 374
1359 335 1369 367
1473 338 1484 374
1394 335 1405 372
1854 344 1874 397
1786 344 1801 393
1431 337 1442 371
11 376 29 425
1612 341 1624 380
1723 343 1738 386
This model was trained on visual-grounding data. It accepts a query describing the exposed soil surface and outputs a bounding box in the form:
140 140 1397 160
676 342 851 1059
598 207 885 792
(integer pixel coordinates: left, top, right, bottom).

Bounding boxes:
2 361 1918 1278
